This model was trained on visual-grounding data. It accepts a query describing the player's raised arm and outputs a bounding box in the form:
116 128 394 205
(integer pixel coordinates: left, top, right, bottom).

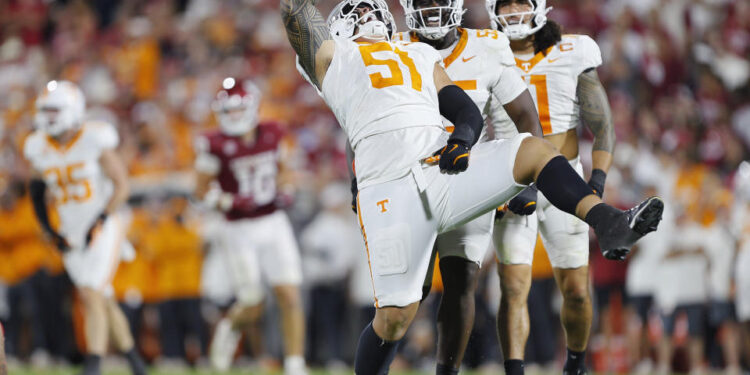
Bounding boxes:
280 0 333 88
576 68 615 197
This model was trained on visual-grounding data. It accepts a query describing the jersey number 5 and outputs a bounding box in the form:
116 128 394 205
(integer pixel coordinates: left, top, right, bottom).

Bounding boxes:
359 43 422 91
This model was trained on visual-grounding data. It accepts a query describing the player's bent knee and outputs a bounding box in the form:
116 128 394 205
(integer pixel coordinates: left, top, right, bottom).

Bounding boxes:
514 137 560 184
374 303 419 341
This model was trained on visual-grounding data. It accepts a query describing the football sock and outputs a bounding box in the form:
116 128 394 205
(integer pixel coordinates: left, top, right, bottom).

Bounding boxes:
504 359 524 375
436 363 459 375
535 155 595 216
584 202 622 228
563 348 587 374
82 355 102 375
354 322 401 375
284 355 306 372
124 349 147 375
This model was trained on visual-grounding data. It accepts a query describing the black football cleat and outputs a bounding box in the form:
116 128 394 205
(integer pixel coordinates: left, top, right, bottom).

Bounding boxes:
596 196 664 261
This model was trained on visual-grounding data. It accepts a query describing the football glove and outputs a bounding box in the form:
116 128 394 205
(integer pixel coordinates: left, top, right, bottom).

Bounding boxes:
508 185 538 215
84 212 108 247
350 177 358 214
434 141 470 174
588 169 607 198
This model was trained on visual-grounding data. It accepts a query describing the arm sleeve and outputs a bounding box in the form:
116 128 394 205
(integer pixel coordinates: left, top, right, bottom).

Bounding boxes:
29 179 55 235
438 85 484 146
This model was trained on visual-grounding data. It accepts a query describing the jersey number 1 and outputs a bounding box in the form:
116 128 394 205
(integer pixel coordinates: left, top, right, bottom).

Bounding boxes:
359 43 422 91
526 75 552 135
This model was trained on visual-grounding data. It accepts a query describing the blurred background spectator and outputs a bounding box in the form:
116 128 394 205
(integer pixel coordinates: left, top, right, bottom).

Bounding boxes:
0 0 748 372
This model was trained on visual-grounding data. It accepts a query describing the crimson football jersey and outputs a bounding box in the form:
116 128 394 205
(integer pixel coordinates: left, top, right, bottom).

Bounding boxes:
195 122 285 220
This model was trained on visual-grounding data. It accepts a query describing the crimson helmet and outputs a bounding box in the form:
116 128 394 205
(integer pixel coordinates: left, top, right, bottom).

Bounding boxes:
212 77 262 136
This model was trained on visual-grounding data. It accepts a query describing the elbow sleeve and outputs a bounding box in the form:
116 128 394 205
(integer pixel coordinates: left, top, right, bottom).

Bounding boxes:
29 179 53 233
438 85 484 146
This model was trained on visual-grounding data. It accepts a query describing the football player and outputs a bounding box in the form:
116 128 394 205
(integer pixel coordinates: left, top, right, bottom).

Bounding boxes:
485 1 616 373
24 81 146 375
194 78 307 375
281 1 662 374
392 0 542 372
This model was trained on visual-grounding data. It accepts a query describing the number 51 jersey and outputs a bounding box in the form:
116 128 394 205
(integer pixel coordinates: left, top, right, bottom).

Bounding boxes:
321 38 446 188
23 121 118 245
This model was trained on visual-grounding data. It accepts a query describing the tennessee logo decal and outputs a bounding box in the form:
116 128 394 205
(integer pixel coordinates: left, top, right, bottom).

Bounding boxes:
377 199 390 213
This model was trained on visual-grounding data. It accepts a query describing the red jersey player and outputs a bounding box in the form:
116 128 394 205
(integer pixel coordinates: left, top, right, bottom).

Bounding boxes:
194 78 307 375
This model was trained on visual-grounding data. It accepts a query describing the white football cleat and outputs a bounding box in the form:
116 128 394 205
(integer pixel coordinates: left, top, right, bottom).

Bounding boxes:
209 318 241 371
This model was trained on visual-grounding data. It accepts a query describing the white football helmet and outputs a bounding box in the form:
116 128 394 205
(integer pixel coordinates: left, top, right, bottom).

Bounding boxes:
34 80 86 137
401 0 465 40
212 77 262 136
486 0 551 40
327 0 396 41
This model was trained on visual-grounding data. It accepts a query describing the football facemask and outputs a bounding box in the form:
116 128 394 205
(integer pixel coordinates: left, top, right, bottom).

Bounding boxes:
328 0 396 41
401 0 465 40
486 0 551 40
212 77 262 137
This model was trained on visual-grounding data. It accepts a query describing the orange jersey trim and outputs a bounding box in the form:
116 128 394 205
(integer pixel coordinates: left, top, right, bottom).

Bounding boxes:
45 128 84 153
356 194 380 308
443 28 468 68
514 46 554 73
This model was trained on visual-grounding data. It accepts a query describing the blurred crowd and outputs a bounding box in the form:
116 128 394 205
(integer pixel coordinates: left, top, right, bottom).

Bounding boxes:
0 0 749 373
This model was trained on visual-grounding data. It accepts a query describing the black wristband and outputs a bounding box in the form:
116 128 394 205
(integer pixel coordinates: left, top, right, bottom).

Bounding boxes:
590 169 607 187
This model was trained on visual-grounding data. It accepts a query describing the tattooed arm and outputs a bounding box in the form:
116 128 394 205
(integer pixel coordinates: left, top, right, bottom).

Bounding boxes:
280 0 334 88
577 68 615 173
577 68 614 197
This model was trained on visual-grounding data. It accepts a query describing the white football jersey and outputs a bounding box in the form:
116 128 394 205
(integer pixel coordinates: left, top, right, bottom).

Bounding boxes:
24 121 118 245
394 28 526 133
490 34 603 139
321 38 446 188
